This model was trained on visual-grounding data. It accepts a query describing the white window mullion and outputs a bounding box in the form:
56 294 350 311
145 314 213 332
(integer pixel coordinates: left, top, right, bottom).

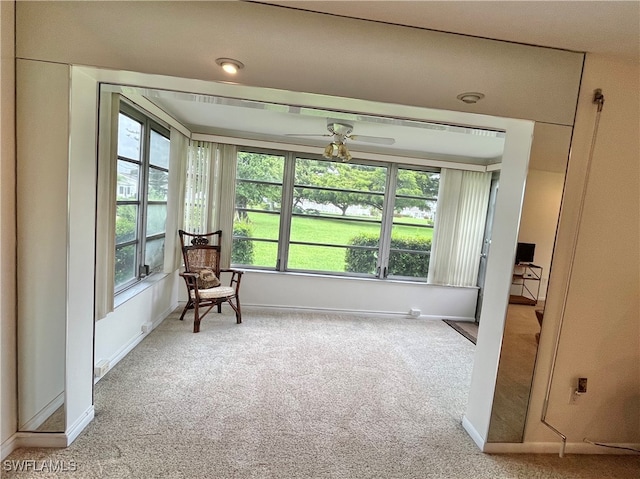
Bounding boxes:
278 153 296 271
377 163 397 278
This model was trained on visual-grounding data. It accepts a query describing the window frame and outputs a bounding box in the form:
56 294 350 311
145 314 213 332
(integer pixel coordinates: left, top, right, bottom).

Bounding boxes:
115 102 170 294
231 146 439 282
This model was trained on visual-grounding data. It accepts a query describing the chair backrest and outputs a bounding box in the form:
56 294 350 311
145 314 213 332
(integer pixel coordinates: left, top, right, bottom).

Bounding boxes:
178 230 223 276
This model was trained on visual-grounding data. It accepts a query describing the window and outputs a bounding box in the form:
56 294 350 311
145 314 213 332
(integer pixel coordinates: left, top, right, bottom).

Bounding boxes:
232 148 439 281
115 104 170 292
233 150 285 268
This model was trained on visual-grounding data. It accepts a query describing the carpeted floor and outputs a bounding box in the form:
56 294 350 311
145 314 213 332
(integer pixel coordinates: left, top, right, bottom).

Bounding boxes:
4 307 639 478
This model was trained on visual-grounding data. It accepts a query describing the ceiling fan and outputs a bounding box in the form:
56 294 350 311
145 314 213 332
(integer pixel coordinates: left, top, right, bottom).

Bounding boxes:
286 120 395 161
288 120 396 145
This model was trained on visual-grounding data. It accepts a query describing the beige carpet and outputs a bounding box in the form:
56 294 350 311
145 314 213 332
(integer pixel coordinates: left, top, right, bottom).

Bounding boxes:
4 307 639 478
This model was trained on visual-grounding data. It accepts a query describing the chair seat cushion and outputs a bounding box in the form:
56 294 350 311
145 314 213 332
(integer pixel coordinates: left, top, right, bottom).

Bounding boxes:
191 286 235 299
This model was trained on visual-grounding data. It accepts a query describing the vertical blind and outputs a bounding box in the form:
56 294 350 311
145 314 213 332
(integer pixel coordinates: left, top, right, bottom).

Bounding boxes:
428 169 492 287
183 141 213 235
164 128 189 272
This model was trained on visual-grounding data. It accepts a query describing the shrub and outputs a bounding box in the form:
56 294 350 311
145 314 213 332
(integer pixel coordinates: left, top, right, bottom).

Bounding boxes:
232 221 255 265
345 233 431 277
345 233 379 274
388 236 431 278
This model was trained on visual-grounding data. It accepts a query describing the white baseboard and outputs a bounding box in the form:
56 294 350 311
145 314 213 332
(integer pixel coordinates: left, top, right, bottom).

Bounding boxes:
1 406 96 459
483 441 640 455
19 391 64 431
243 303 474 321
1 434 18 461
462 415 486 450
65 405 94 445
3 432 67 457
94 302 178 384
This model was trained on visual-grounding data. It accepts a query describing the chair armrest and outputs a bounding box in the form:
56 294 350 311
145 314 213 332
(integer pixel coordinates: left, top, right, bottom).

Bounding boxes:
220 268 244 275
220 268 243 293
179 272 199 292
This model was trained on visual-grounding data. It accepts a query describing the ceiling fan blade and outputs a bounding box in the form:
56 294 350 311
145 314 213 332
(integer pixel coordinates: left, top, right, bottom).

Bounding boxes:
285 133 332 138
348 134 395 145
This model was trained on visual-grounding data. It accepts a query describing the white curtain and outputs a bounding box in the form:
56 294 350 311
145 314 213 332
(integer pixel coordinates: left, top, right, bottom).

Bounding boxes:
182 141 236 268
428 169 492 287
164 128 189 272
183 141 213 235
218 144 238 269
95 92 119 321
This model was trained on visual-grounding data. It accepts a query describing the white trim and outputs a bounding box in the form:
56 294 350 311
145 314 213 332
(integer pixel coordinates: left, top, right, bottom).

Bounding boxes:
8 432 67 451
483 441 640 455
241 303 475 322
19 392 64 432
1 434 18 461
462 415 486 450
114 273 170 309
65 405 94 445
191 132 490 172
94 302 177 384
101 85 192 138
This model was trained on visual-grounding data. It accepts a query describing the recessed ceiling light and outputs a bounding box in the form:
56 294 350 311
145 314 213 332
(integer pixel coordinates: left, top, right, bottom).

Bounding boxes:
215 58 244 75
457 92 485 104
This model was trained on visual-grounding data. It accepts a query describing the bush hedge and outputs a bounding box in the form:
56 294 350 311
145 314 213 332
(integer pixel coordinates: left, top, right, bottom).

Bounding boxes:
345 233 431 277
232 221 255 265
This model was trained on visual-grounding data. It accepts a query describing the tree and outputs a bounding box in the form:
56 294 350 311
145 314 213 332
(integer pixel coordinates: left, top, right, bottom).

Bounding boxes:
295 159 385 215
393 169 439 215
235 152 285 219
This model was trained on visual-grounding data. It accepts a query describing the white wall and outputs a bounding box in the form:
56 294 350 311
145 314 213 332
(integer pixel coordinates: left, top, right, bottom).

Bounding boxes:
523 54 640 449
242 271 477 320
95 274 179 376
517 168 565 299
0 0 17 456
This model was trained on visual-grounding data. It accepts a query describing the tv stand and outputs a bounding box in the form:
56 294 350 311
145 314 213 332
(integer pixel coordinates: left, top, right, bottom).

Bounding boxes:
510 263 542 305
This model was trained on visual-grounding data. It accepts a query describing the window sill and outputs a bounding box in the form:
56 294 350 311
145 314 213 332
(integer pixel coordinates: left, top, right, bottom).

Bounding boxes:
114 273 170 309
234 268 478 289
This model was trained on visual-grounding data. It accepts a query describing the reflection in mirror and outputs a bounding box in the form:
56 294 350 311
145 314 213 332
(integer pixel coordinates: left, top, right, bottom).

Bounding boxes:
487 122 571 442
17 59 67 432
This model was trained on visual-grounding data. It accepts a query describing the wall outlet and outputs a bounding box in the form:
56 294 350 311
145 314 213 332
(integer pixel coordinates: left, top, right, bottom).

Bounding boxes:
94 359 110 378
409 308 421 318
141 322 154 334
577 377 588 394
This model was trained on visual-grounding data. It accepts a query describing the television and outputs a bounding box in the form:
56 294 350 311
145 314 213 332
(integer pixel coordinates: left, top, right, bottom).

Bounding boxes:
515 242 535 264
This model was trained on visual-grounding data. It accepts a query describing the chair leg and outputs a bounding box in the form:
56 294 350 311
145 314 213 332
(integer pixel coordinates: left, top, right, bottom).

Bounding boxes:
217 302 222 313
179 298 193 321
227 297 242 324
193 302 201 333
235 297 242 324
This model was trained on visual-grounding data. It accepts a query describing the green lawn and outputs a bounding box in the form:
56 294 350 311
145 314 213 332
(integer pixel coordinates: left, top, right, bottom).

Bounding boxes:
235 212 433 272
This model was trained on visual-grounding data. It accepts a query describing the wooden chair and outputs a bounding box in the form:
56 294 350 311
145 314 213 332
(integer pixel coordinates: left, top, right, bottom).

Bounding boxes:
178 230 243 333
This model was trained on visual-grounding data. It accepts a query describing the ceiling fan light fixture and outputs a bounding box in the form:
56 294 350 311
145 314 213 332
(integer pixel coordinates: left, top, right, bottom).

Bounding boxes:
337 143 352 162
323 143 337 158
322 142 352 161
216 58 244 75
457 92 485 104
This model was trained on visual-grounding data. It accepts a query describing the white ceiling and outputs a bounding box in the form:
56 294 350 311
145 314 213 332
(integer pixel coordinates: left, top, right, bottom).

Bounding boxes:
148 89 507 165
257 1 640 61
131 0 638 172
